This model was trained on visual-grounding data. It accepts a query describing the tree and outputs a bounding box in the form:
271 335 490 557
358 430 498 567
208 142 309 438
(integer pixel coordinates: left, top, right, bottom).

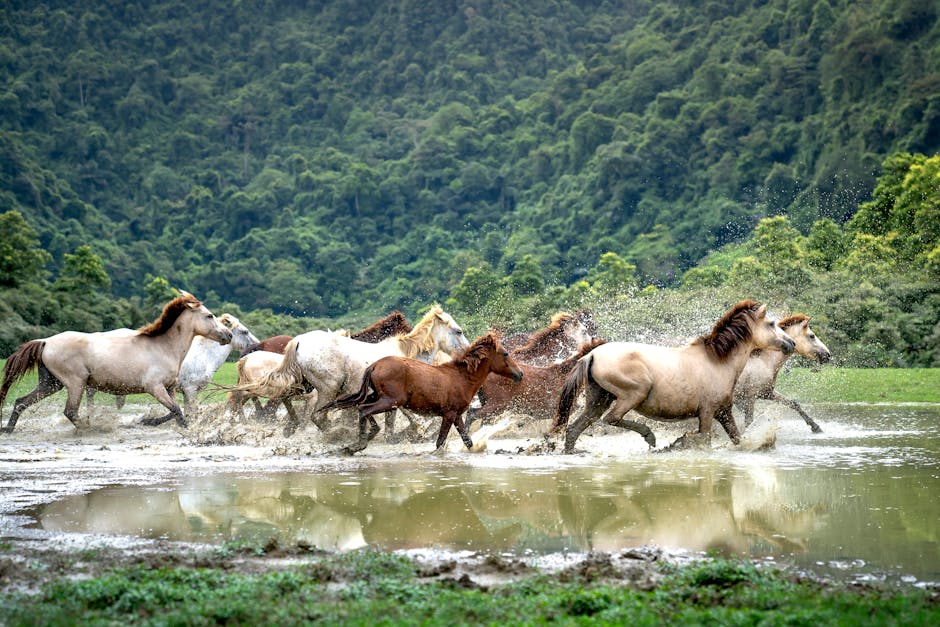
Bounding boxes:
506 254 544 297
55 245 111 292
0 210 51 287
585 251 636 297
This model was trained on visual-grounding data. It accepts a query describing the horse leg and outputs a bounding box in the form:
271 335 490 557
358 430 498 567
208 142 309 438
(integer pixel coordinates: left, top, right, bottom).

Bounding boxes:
342 411 382 455
563 385 617 453
63 384 86 428
713 405 741 445
384 410 398 442
435 414 456 450
1 365 63 434
282 399 302 437
452 413 473 449
736 396 757 430
603 401 656 448
140 386 185 427
115 395 126 410
771 392 822 433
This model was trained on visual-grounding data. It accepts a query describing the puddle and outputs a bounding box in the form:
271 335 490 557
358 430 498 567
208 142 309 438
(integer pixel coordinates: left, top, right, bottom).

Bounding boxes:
1 401 939 585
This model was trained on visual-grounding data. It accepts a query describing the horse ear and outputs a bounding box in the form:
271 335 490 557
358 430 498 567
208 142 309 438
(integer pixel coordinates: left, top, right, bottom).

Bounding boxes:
756 304 767 319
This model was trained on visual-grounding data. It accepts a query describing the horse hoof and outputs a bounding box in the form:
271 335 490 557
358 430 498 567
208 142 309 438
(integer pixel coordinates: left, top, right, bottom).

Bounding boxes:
0 427 12 435
810 424 823 433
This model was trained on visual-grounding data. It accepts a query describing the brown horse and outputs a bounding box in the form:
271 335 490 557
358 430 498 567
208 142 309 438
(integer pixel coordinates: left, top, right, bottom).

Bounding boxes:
0 294 233 433
467 338 607 426
503 309 597 365
320 333 523 455
553 301 795 453
734 314 831 433
240 335 294 358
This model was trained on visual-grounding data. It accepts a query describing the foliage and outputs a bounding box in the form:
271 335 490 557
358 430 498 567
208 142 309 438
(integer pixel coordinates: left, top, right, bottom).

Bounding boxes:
1 555 938 626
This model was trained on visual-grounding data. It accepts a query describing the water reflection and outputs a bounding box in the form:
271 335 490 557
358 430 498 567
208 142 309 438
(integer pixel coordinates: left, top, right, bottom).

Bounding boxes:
30 404 940 581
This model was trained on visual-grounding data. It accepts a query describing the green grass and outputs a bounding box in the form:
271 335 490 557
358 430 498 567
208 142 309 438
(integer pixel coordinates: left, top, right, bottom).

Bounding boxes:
777 367 940 403
0 554 937 626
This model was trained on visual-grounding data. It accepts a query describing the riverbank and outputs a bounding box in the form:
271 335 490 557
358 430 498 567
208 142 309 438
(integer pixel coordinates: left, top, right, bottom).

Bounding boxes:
1 544 938 625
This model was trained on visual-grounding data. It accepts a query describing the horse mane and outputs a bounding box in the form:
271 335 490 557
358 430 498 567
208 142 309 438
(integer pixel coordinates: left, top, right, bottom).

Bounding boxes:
452 332 500 374
137 294 202 337
696 300 762 361
395 304 448 357
218 313 237 328
514 312 574 354
779 313 810 329
351 311 412 342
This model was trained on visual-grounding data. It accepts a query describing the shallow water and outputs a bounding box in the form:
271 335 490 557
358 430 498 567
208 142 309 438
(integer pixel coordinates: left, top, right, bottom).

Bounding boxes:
12 403 939 585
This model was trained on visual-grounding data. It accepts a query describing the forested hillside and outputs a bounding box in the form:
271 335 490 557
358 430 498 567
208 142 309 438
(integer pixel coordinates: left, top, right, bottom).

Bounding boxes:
1 0 939 365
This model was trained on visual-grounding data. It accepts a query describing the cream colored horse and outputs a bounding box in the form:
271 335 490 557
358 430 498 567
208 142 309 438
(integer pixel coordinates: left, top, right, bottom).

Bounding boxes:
553 301 795 452
734 314 831 433
238 305 469 436
0 294 233 433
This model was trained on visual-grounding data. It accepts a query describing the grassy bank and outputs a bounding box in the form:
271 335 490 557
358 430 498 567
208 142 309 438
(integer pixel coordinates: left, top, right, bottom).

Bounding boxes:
0 551 937 626
3 363 937 408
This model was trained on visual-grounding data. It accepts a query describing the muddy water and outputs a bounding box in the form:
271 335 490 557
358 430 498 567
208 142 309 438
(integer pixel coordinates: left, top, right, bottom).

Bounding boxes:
7 403 938 585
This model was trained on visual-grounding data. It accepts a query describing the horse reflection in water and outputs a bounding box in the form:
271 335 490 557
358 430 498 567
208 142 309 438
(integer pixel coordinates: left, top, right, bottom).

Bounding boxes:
34 464 825 557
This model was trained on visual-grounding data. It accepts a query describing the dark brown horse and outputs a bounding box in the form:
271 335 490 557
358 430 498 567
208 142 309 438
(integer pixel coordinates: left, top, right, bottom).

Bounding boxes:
239 335 294 358
238 311 413 358
467 338 607 426
503 309 597 366
320 333 523 455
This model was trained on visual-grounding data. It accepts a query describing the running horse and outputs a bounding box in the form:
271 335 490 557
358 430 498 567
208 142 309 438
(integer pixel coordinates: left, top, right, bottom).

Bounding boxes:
734 314 831 433
466 338 607 426
503 309 597 365
553 300 795 452
227 311 414 429
0 293 233 433
320 332 524 454
237 304 469 436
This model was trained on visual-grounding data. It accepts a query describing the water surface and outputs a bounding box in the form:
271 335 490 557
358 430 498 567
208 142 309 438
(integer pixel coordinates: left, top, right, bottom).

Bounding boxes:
25 404 940 584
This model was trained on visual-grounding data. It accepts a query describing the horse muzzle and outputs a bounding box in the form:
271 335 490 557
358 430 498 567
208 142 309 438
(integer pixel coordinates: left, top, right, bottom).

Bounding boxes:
816 349 831 364
216 329 234 345
512 369 524 382
780 337 795 355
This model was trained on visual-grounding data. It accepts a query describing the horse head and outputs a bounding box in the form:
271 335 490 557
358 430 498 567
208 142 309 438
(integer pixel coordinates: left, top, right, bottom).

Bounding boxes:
410 305 469 358
219 314 260 352
189 301 233 346
751 305 795 356
463 333 523 381
780 315 831 364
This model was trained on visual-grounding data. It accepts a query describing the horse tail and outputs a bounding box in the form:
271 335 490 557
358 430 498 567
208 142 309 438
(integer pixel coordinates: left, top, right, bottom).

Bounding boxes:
249 338 306 397
319 364 375 413
552 354 593 431
0 340 45 410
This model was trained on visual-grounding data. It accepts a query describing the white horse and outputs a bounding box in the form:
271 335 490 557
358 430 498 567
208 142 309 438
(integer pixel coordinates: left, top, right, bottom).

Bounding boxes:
86 314 258 417
734 314 831 433
242 305 470 436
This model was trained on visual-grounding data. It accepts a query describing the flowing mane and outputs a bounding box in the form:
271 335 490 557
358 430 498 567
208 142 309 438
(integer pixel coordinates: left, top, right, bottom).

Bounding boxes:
694 300 762 361
351 311 412 342
514 312 574 355
778 313 810 329
452 333 501 373
137 294 202 337
395 304 451 357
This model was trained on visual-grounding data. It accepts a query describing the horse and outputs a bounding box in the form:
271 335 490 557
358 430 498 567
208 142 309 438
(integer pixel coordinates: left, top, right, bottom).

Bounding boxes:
226 311 415 429
237 310 412 358
466 338 607 427
502 309 597 365
239 335 293 358
86 313 258 416
734 314 831 433
237 304 469 436
320 332 524 454
0 293 233 433
552 300 795 453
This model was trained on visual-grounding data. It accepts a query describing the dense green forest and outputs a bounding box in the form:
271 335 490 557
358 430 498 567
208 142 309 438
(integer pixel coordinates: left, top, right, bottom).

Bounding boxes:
1 1 938 366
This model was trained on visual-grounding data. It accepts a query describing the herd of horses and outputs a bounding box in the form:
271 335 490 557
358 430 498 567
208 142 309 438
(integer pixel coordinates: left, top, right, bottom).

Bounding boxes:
0 292 831 454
